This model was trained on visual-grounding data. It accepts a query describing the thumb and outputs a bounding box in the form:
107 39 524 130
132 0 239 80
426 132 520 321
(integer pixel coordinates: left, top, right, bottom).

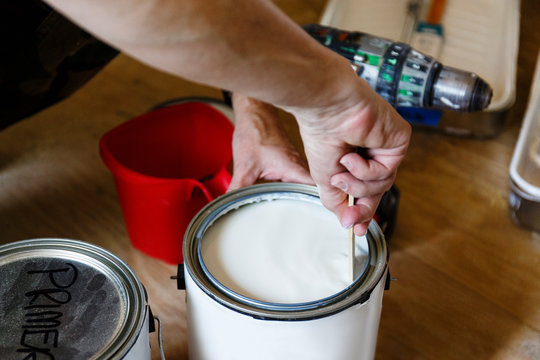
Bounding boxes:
317 183 348 221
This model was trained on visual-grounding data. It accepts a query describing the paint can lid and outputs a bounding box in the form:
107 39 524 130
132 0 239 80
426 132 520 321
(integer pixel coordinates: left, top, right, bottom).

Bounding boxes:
0 238 146 359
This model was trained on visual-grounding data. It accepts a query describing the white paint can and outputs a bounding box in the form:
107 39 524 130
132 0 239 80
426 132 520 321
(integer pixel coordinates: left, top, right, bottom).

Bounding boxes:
182 183 389 360
0 238 159 359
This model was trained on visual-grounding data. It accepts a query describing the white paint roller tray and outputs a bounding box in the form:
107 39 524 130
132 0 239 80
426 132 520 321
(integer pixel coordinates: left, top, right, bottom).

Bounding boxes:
319 0 520 137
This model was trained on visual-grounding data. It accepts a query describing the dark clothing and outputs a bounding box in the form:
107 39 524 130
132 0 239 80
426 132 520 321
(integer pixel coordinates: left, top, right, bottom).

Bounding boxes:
1 1 118 130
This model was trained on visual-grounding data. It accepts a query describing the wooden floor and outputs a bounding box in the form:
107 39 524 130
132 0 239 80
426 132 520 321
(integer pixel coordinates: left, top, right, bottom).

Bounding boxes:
1 1 539 359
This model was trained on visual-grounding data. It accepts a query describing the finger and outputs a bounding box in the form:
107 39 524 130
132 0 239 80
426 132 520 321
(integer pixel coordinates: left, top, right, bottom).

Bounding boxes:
330 171 394 198
269 162 314 185
317 182 349 221
353 221 371 237
339 194 382 236
229 152 315 191
228 163 260 191
339 201 370 229
339 152 401 181
255 145 314 185
353 194 383 236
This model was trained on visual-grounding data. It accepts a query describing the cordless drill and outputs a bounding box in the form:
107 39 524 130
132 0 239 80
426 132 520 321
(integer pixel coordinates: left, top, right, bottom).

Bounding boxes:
304 24 492 112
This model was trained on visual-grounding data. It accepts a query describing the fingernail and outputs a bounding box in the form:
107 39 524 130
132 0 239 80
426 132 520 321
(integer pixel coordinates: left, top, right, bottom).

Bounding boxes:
331 180 347 192
340 159 352 171
355 228 367 236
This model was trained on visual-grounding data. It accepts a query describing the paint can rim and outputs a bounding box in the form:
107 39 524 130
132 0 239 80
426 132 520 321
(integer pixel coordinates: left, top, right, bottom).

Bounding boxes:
183 183 388 321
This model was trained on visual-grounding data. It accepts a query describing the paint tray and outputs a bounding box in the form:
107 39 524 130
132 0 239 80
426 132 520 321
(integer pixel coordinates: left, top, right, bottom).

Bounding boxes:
509 51 540 232
319 0 520 137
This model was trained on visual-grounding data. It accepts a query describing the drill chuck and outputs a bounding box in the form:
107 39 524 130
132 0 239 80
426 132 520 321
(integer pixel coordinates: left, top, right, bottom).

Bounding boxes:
304 24 492 112
431 66 492 112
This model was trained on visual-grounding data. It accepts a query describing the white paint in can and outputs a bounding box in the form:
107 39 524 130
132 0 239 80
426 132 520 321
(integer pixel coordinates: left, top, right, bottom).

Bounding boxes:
183 183 389 360
0 238 153 359
201 199 370 304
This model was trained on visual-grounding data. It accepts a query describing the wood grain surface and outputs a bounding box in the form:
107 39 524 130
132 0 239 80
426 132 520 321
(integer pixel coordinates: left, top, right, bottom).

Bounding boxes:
1 1 539 359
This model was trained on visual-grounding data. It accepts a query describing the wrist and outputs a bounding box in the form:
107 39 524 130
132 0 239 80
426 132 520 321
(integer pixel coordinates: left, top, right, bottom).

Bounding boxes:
283 56 372 128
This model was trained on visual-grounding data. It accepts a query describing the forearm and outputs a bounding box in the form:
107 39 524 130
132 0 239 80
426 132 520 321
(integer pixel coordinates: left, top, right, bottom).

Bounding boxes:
44 0 358 112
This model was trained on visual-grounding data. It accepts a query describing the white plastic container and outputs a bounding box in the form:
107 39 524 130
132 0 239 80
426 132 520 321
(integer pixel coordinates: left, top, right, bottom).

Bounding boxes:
509 51 540 232
320 0 520 137
0 238 159 359
182 183 389 360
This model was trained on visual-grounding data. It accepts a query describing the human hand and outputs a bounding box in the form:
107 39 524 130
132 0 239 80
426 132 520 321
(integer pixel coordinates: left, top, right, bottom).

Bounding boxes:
228 94 314 191
43 0 408 234
293 78 411 236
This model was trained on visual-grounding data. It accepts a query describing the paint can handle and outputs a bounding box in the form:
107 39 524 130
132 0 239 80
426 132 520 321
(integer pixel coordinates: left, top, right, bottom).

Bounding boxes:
153 316 166 360
171 264 186 290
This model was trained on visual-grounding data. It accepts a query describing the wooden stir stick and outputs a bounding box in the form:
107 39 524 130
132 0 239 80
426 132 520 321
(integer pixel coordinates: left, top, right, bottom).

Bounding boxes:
348 194 355 281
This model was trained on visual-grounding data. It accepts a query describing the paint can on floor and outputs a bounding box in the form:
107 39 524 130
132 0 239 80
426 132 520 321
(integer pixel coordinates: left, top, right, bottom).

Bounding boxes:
0 238 164 359
180 183 389 360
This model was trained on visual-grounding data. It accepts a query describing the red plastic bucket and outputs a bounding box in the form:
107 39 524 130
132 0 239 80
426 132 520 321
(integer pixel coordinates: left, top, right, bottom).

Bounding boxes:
100 101 234 264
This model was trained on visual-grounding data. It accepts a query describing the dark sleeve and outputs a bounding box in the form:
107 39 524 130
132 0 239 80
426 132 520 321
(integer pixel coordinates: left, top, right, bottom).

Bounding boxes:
0 0 119 130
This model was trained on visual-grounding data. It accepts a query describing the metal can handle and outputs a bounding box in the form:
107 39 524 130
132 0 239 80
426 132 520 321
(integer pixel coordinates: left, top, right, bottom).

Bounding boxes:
153 315 166 360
